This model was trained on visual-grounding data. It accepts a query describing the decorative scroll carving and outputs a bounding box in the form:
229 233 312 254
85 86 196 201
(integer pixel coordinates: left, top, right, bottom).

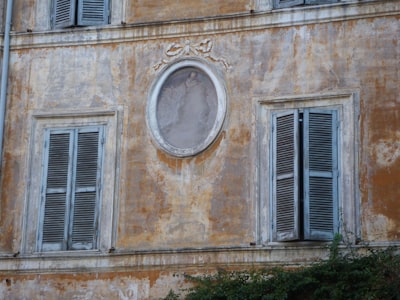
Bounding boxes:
154 39 230 71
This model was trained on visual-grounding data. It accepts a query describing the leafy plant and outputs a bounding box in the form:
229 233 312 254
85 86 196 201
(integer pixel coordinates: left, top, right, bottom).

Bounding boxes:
160 240 400 300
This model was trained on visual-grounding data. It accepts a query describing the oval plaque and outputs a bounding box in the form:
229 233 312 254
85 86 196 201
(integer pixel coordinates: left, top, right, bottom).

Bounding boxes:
148 60 226 157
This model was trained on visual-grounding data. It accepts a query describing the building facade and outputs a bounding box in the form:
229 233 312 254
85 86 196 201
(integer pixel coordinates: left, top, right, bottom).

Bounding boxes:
0 0 399 298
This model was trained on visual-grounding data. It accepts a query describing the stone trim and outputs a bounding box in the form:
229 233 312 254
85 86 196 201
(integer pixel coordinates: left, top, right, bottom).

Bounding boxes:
1 242 400 273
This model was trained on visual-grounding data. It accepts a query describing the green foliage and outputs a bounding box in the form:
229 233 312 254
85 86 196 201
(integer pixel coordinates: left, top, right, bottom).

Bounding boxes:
161 289 180 300
161 242 400 300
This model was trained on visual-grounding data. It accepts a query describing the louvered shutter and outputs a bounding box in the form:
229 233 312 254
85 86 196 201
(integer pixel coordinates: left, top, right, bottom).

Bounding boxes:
40 131 73 251
40 127 103 251
52 0 76 29
69 128 102 250
273 0 303 9
272 111 300 241
77 0 109 26
303 109 338 240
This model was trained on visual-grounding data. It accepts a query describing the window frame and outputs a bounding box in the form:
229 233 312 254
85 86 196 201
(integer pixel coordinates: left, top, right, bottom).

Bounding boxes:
22 109 121 255
256 92 359 246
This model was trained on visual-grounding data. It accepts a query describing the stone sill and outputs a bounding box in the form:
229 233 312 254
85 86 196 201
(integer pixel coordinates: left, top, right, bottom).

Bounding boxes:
0 242 398 274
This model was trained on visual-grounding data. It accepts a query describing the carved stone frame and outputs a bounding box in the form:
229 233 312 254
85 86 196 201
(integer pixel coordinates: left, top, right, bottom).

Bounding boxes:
147 59 227 157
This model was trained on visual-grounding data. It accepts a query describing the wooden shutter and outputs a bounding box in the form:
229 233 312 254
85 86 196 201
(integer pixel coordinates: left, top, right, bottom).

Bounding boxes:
39 127 103 251
69 128 103 250
52 0 76 29
273 0 303 9
40 130 73 251
303 109 338 240
272 111 300 241
77 0 109 26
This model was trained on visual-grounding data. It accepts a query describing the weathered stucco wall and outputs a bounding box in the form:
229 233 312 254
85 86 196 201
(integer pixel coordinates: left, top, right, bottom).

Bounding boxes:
0 270 187 299
0 0 399 298
127 0 252 23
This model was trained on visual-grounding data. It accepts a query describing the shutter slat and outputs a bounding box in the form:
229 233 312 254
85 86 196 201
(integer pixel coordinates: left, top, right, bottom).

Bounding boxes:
273 111 299 242
42 193 67 244
46 133 70 189
71 192 97 250
304 109 338 240
53 0 75 28
75 131 99 188
78 0 109 26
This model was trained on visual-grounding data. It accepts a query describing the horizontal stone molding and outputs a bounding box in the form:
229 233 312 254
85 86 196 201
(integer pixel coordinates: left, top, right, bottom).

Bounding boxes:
1 242 399 274
4 0 400 50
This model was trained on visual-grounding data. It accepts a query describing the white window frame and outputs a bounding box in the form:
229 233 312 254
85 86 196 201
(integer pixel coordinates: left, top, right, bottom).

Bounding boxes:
22 109 121 255
256 92 359 245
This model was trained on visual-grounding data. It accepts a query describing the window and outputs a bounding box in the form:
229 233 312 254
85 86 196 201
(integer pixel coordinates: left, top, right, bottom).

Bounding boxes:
257 92 359 245
274 0 338 9
271 109 338 241
38 126 104 251
52 0 110 29
23 110 120 254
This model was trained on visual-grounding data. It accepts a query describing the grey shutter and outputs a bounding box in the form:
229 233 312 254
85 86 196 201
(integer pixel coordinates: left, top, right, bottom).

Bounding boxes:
69 128 103 250
40 131 73 251
303 109 338 240
273 0 303 9
52 0 76 29
77 0 109 26
272 110 300 241
305 0 338 4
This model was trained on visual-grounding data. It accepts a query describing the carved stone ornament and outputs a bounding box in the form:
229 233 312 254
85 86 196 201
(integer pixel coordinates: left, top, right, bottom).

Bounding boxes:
147 59 227 157
153 39 230 71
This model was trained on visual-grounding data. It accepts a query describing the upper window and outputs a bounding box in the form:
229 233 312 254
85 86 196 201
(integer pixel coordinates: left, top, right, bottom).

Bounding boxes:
271 109 338 242
52 0 110 29
274 0 338 9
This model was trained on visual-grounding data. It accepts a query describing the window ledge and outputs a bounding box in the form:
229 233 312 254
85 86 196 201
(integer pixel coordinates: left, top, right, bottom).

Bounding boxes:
2 242 399 273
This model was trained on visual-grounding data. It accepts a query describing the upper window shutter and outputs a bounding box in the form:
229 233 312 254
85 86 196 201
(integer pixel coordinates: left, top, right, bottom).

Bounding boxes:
52 0 76 29
303 109 338 240
77 0 109 26
69 128 103 250
273 0 304 9
272 110 300 242
40 130 73 251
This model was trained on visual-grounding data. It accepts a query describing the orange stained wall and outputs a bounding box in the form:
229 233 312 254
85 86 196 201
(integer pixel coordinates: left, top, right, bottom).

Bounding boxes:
0 2 399 252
